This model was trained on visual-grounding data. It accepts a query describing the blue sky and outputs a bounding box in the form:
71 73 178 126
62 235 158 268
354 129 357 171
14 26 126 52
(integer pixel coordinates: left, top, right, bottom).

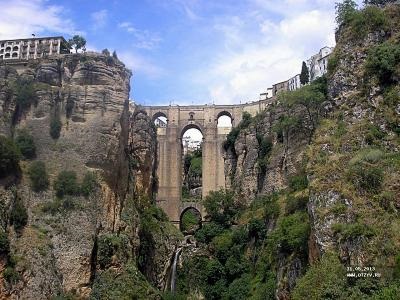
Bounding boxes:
0 0 363 106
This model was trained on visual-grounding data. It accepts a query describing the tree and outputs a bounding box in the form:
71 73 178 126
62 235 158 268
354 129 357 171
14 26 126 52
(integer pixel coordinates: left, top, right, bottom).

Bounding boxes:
0 136 21 178
300 61 309 85
364 0 397 6
335 0 358 27
203 190 243 227
15 129 36 159
112 50 118 59
68 35 87 53
28 161 49 192
54 170 79 197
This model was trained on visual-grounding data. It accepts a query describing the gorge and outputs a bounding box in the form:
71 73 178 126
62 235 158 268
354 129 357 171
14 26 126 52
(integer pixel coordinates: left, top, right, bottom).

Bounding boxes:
0 2 399 299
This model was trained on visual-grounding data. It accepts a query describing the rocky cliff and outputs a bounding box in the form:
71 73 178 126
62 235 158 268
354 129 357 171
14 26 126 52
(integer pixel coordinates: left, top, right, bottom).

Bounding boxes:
0 53 181 299
221 3 400 299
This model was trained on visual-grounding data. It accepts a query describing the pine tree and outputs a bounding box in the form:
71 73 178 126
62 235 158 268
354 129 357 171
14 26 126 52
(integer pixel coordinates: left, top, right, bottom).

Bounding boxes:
300 61 310 85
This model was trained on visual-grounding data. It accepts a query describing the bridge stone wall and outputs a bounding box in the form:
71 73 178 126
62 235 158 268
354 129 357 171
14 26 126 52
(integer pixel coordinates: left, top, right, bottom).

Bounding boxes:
143 98 273 223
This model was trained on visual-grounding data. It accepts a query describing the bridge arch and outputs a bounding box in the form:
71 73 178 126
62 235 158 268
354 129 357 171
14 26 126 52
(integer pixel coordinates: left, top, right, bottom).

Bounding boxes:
179 205 202 233
180 123 204 138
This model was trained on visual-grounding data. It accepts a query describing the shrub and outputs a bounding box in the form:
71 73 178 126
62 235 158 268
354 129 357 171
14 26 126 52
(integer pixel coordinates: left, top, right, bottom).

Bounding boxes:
224 274 251 300
195 222 225 244
80 172 97 197
0 136 21 178
365 41 400 85
348 163 384 193
13 78 37 110
203 190 243 226
272 212 310 254
10 196 28 232
365 125 385 145
327 52 339 74
288 173 308 191
0 231 9 255
383 86 400 107
28 161 49 192
332 222 375 240
97 234 129 268
3 267 20 284
285 194 308 215
292 252 347 300
41 199 62 215
54 170 79 197
211 231 233 262
15 130 36 159
49 116 62 139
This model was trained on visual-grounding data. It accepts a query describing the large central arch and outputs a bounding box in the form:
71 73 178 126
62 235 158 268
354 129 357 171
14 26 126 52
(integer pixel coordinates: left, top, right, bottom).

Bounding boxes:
143 99 272 223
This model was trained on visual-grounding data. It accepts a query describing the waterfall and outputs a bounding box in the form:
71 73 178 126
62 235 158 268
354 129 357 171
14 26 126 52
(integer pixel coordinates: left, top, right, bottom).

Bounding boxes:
170 247 182 293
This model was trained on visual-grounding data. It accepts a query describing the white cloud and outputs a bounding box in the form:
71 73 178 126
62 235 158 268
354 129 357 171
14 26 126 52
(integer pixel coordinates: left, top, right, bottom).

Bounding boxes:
91 9 108 30
118 51 166 79
0 0 79 40
118 22 161 50
192 3 336 104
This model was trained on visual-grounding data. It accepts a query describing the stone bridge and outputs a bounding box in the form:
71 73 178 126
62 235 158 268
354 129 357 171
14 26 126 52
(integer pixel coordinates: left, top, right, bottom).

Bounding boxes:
143 99 272 224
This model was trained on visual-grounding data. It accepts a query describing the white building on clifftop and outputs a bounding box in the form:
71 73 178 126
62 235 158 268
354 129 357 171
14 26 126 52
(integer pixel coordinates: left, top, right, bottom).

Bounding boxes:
307 46 333 82
0 36 70 61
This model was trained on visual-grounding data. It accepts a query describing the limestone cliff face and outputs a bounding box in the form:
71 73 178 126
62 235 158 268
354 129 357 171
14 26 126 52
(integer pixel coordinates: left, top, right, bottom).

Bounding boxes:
0 53 167 299
225 106 309 202
308 5 400 268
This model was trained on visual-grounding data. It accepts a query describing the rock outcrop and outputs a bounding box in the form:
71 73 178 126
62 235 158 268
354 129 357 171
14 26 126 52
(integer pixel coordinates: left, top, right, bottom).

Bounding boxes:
0 53 180 299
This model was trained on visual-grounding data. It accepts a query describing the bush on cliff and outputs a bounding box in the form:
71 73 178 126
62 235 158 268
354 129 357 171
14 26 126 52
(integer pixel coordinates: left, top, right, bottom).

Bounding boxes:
15 129 36 159
28 161 49 192
54 170 79 197
10 195 28 232
0 136 21 178
13 77 37 110
80 172 98 197
49 116 62 139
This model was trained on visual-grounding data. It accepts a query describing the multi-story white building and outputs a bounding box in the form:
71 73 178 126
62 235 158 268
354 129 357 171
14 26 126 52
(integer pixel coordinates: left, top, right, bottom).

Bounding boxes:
307 46 333 82
288 74 301 91
0 36 69 61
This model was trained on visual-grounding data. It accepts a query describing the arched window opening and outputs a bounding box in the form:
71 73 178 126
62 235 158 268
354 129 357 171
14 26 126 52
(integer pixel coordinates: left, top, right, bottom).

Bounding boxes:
13 46 18 51
12 53 18 58
182 127 203 203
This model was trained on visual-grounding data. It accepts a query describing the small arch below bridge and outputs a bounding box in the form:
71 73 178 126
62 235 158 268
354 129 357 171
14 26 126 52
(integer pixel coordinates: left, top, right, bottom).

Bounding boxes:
179 203 202 234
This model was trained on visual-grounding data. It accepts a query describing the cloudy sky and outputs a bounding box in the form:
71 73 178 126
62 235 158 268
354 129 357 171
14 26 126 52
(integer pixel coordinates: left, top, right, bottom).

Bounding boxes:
0 0 363 106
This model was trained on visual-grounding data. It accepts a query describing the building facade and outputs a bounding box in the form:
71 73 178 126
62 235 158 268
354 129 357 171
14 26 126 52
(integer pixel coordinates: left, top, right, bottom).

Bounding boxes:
288 74 301 91
0 36 69 61
307 46 333 82
272 80 289 96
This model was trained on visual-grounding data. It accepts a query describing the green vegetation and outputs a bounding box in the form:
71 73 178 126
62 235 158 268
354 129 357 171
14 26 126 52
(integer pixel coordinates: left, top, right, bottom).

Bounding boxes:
365 40 400 86
54 170 79 197
347 149 385 193
90 262 160 300
13 77 37 111
0 136 21 178
97 234 129 268
300 61 309 85
41 197 76 215
49 116 62 139
0 231 9 255
81 172 98 197
336 0 392 40
3 267 21 284
203 190 243 227
15 129 36 159
10 195 28 232
223 112 252 152
68 35 87 53
28 161 49 192
180 209 200 233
